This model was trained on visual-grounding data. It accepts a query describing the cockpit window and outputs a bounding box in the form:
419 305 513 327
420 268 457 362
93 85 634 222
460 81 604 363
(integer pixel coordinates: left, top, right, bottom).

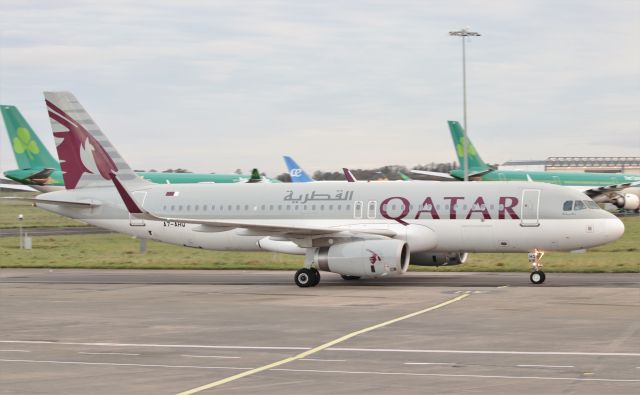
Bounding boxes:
574 200 586 211
563 200 573 211
585 200 600 209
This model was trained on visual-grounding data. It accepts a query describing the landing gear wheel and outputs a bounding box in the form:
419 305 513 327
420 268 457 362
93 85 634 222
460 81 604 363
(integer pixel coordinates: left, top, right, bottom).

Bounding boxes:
341 275 361 281
530 270 546 285
311 269 321 286
295 268 320 287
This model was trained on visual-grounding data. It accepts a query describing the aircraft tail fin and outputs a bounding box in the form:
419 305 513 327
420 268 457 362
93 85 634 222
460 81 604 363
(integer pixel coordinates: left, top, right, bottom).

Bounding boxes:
247 168 263 183
1 105 60 170
283 155 312 182
447 120 489 171
44 92 146 189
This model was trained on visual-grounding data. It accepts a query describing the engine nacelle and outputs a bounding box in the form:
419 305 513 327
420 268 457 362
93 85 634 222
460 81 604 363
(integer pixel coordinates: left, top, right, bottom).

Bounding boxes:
306 239 409 278
614 193 640 210
410 252 468 266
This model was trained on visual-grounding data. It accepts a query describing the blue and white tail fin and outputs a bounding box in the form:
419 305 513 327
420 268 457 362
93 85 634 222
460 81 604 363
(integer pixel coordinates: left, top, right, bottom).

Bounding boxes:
44 92 148 189
283 155 313 183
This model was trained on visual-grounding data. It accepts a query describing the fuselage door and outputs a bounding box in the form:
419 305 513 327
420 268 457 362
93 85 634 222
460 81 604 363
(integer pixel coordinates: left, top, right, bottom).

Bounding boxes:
367 200 377 219
520 189 540 227
129 191 147 226
354 201 363 219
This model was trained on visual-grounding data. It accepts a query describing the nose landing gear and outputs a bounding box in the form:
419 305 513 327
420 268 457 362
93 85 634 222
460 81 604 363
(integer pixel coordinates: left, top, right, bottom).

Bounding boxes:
528 249 545 284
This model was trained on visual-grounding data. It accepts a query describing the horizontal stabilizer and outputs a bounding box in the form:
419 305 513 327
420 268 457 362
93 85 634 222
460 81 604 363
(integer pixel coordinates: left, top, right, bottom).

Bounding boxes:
3 196 99 208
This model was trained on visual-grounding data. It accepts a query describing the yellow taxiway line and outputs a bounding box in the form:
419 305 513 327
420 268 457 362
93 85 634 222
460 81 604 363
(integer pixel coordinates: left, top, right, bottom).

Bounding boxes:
177 292 471 395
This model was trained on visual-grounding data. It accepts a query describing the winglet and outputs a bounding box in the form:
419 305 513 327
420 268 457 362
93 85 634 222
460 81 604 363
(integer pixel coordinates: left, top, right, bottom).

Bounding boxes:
343 168 357 182
398 171 411 181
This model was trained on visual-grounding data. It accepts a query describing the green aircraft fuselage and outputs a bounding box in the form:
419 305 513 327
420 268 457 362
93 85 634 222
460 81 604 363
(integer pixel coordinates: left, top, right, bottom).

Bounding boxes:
447 120 640 187
3 168 260 187
449 168 640 186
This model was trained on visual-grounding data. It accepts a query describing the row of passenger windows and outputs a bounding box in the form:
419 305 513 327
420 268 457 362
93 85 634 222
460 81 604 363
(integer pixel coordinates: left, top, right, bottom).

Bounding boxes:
162 204 353 212
563 200 600 211
161 202 506 213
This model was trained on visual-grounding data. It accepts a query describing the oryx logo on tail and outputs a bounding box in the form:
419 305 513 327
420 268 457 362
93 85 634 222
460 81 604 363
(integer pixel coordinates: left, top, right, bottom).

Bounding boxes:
46 99 118 189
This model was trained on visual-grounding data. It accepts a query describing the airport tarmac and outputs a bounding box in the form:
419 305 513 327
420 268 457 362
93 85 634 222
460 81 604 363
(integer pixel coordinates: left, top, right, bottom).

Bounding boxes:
1 269 639 395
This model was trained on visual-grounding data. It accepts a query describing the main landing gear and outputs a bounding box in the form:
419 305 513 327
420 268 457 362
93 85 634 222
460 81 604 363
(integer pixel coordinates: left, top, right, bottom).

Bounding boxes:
528 249 546 285
295 268 320 287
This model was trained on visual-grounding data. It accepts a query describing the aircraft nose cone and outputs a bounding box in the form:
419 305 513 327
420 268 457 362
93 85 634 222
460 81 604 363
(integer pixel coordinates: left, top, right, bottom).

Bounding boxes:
606 217 625 242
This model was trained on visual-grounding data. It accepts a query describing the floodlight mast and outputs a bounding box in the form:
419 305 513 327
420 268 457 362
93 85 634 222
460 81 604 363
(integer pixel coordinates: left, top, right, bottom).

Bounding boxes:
449 27 481 182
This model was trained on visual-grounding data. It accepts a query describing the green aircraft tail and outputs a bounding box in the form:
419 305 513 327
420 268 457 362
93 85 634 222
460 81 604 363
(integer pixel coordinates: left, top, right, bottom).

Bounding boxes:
447 120 489 172
1 105 60 170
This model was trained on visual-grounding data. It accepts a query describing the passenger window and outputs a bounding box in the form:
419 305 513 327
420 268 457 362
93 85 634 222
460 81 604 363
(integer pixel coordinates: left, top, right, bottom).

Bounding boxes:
574 200 586 211
563 201 573 211
195 205 199 211
244 205 249 211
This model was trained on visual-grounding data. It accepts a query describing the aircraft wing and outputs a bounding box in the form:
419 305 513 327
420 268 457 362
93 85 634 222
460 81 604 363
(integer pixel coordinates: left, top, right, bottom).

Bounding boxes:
410 170 456 180
174 219 396 238
582 182 636 199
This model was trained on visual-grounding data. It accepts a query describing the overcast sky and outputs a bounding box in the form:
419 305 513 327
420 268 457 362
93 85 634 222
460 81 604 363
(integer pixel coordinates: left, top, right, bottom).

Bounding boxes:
1 0 638 176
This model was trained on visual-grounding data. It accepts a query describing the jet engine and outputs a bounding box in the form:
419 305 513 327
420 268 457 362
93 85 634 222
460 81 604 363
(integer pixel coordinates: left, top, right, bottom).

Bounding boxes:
306 239 409 278
410 252 468 266
613 193 640 210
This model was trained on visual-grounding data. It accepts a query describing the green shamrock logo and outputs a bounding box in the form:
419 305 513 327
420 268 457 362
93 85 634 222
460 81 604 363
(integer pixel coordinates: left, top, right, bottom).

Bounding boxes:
456 136 476 158
12 127 40 159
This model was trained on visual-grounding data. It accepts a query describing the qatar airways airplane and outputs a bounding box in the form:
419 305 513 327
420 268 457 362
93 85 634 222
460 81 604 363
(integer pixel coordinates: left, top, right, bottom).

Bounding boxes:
24 92 625 287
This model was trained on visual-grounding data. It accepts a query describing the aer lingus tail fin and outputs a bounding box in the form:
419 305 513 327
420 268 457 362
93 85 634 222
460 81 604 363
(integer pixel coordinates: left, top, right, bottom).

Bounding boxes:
1 105 60 170
447 120 489 172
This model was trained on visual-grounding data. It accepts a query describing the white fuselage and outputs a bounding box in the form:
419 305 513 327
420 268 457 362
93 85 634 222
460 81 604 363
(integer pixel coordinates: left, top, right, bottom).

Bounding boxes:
36 181 625 255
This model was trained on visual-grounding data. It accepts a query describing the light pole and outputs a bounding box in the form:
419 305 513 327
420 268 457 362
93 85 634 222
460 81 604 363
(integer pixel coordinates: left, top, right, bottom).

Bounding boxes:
449 27 481 181
18 214 24 249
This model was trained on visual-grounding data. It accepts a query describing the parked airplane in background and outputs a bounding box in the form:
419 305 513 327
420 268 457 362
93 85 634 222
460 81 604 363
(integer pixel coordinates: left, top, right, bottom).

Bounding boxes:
1 105 276 191
20 92 625 287
283 155 313 182
412 121 640 211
